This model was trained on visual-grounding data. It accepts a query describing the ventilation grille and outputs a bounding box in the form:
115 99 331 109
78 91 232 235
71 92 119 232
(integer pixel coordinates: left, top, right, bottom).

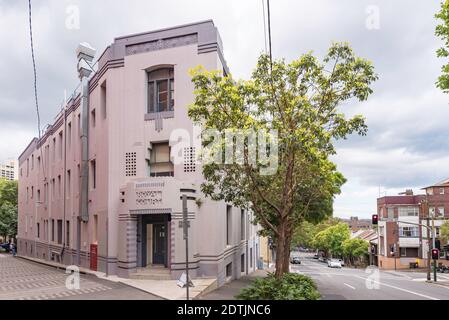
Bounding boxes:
183 147 196 173
125 152 137 177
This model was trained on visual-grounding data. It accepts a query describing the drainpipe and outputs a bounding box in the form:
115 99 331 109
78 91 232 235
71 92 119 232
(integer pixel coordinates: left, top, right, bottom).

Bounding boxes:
76 43 96 266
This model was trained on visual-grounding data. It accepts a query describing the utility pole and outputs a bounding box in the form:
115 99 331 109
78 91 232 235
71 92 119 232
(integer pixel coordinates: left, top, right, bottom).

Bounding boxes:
76 43 96 266
182 194 189 300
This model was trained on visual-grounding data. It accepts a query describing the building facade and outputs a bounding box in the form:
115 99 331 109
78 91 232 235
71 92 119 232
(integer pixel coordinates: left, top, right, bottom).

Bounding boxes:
375 179 449 269
17 21 260 285
0 159 18 181
342 216 372 232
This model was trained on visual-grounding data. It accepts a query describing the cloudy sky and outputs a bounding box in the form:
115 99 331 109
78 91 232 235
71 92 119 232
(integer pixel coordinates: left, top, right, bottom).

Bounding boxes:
1 0 448 219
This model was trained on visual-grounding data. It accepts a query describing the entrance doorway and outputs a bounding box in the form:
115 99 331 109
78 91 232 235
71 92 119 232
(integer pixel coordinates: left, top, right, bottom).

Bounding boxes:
152 223 166 265
138 214 169 268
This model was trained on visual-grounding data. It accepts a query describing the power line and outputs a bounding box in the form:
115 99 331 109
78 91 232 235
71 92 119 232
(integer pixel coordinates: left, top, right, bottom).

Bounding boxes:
28 0 46 180
266 0 273 64
28 0 41 139
262 0 268 54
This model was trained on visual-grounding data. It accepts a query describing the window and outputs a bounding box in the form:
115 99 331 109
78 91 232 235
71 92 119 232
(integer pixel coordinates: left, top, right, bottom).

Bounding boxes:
31 186 34 199
387 207 394 219
399 226 419 238
91 109 96 128
438 207 445 217
430 207 436 217
77 114 81 137
36 223 40 239
427 188 434 195
51 219 55 242
226 205 232 246
51 178 55 200
93 215 98 244
67 170 71 197
31 155 34 170
148 142 173 177
147 68 174 113
57 220 63 244
26 158 29 177
67 122 72 149
53 138 56 161
241 254 245 273
58 175 61 199
66 220 70 247
241 209 245 241
37 189 41 203
37 156 40 171
400 247 418 257
101 81 107 119
398 206 419 217
59 131 63 159
440 188 445 195
90 160 96 189
250 248 253 268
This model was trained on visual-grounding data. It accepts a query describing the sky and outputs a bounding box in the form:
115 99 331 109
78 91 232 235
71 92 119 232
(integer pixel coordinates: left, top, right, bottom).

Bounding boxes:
1 0 449 219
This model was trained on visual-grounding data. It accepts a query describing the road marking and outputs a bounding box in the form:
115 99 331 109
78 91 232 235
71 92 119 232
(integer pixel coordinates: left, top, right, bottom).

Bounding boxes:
354 276 439 300
343 283 356 290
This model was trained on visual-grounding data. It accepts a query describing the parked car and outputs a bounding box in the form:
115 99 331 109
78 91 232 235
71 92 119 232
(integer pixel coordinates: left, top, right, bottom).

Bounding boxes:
327 259 342 268
338 259 345 267
290 256 301 264
313 254 319 259
0 243 10 252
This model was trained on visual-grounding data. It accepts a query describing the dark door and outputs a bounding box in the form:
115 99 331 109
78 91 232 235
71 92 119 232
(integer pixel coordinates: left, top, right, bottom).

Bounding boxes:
153 223 167 265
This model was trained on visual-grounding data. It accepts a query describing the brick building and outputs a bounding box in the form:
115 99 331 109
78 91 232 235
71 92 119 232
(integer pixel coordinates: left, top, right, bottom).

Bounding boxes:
375 179 449 269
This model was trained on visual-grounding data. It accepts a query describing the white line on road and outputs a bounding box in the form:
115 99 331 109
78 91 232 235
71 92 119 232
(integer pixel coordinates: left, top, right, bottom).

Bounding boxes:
343 283 356 290
354 276 439 300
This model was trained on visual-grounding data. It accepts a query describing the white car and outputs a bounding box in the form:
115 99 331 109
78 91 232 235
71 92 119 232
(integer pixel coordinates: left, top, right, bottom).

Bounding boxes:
327 259 342 268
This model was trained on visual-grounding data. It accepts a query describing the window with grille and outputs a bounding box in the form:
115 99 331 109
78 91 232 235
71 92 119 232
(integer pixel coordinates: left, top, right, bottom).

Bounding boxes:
125 152 137 177
183 147 196 173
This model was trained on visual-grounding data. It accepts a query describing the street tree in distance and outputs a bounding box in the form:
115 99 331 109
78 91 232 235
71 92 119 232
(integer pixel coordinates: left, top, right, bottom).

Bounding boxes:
189 43 377 278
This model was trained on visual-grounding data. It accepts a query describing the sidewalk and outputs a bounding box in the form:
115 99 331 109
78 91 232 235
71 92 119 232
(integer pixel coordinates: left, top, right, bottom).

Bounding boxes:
198 270 269 300
17 255 217 300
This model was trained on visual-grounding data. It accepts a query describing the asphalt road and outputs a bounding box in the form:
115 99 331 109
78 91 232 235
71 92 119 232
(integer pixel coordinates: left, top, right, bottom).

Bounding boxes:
293 253 449 300
0 253 161 300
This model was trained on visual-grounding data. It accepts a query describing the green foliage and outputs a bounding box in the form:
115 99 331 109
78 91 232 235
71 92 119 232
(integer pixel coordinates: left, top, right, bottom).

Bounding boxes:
236 273 320 300
312 222 350 257
342 238 369 261
292 217 341 248
436 0 449 92
440 220 449 246
0 179 18 239
189 42 377 277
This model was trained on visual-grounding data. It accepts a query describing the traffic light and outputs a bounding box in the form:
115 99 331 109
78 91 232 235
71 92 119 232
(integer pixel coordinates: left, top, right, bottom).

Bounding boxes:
432 248 439 260
372 214 378 225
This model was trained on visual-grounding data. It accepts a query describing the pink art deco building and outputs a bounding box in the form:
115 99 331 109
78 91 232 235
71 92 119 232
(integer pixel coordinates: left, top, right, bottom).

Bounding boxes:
18 21 260 284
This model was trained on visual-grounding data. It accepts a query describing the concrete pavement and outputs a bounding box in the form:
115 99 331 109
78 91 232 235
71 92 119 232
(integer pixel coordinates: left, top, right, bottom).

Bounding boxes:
293 253 449 300
0 253 161 300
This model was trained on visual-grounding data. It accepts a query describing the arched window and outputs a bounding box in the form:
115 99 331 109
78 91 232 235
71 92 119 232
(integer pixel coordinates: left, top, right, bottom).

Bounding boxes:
147 68 174 113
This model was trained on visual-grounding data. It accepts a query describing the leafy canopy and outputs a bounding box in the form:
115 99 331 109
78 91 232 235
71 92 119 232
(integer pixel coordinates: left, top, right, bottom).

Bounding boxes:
436 0 449 92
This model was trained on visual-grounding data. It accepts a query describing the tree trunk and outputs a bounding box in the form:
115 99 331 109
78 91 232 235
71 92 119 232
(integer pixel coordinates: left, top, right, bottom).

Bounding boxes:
274 220 293 278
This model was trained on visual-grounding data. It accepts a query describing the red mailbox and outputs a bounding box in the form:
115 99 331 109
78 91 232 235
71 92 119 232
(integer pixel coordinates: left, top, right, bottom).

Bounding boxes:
90 244 98 271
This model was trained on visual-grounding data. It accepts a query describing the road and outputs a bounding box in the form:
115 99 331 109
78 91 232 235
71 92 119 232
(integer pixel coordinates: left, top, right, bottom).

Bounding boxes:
293 253 449 300
0 253 161 300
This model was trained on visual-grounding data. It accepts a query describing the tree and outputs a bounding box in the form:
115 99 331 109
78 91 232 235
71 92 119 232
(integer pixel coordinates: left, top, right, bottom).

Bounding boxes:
441 220 449 246
312 223 350 258
292 217 341 249
342 238 369 266
188 43 377 278
0 179 18 240
435 0 449 92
